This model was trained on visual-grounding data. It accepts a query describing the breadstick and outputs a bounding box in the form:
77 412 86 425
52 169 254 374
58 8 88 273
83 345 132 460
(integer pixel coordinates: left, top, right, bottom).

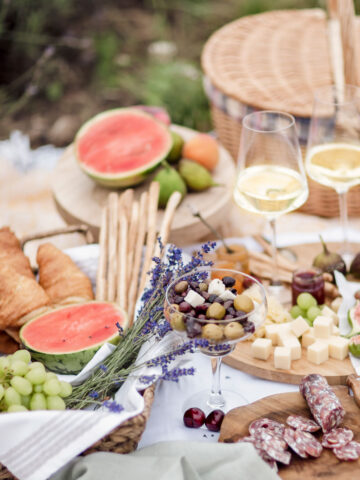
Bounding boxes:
107 193 119 302
127 191 148 325
138 181 160 294
127 201 139 285
253 234 298 271
249 259 292 284
249 250 296 273
117 211 128 311
119 189 134 222
96 206 108 301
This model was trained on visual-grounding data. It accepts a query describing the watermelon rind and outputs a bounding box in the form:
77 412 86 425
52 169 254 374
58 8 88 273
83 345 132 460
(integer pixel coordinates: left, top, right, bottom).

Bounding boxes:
20 302 128 375
74 108 172 188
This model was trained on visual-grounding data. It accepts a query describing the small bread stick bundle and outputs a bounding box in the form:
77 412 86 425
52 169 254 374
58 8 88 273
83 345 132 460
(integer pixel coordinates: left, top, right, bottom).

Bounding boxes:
107 192 119 302
119 189 134 223
117 210 128 311
127 201 140 285
96 205 109 301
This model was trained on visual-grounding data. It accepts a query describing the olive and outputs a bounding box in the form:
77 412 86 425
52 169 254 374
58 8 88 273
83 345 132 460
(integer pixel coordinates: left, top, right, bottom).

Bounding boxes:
169 312 186 331
214 297 224 304
175 280 188 294
206 302 226 320
195 303 209 313
197 314 206 320
190 281 199 290
186 319 202 338
231 288 237 294
179 302 192 313
234 294 254 313
199 283 208 292
202 323 224 342
223 300 233 310
174 295 184 304
209 294 218 303
243 321 255 334
227 307 236 316
224 322 244 340
189 309 196 317
181 292 187 297
201 291 210 300
224 314 234 320
222 276 236 287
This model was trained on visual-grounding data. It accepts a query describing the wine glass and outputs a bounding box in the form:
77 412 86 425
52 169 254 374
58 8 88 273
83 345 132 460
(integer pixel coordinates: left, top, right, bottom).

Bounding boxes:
234 111 309 285
164 267 267 412
306 85 360 261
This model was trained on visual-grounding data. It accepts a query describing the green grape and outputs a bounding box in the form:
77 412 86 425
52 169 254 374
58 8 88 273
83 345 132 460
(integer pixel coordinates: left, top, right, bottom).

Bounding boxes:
290 305 306 319
29 362 45 371
10 360 29 377
0 384 4 401
59 381 72 398
7 405 28 413
25 368 46 385
43 379 61 396
4 387 21 406
45 372 58 381
21 395 31 409
10 376 32 396
0 356 11 373
34 385 43 393
307 306 322 324
30 393 47 410
297 292 317 311
46 395 66 411
12 350 31 364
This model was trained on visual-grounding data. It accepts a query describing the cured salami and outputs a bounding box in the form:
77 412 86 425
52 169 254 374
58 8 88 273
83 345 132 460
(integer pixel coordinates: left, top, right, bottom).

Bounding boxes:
284 427 308 459
248 417 285 437
294 430 323 458
286 415 320 433
251 428 287 451
322 428 354 449
333 441 360 461
299 374 345 433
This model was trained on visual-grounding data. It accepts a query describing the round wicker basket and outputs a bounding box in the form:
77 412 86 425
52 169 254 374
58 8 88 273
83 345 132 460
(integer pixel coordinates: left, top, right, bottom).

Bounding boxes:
201 8 360 217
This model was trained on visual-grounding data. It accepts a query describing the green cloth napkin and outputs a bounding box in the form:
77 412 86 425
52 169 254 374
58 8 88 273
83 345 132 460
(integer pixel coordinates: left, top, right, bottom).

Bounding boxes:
51 441 280 480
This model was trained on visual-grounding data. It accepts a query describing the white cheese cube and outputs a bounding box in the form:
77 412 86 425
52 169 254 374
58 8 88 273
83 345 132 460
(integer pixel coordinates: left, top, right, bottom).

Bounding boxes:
274 346 291 370
208 279 226 296
184 290 205 308
277 332 301 360
290 316 310 338
251 338 272 360
302 328 316 348
264 324 280 345
328 336 349 360
321 305 339 326
313 316 333 339
307 341 329 365
218 289 236 302
332 325 340 336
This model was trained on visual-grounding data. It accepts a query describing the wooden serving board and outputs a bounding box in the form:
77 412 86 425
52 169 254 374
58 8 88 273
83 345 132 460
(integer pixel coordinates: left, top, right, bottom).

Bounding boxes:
223 342 355 385
219 384 360 479
52 124 235 245
288 242 360 267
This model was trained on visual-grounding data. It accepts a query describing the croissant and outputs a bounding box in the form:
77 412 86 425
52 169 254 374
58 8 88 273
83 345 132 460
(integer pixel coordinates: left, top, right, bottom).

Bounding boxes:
0 264 50 328
37 243 94 304
0 227 34 278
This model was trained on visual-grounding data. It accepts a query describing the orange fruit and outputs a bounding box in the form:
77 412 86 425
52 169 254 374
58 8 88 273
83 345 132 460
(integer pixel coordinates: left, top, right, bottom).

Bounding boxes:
182 133 219 171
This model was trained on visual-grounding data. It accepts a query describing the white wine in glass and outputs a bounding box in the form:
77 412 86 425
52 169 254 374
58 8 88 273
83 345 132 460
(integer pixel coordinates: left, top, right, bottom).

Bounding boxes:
234 111 308 284
306 85 360 258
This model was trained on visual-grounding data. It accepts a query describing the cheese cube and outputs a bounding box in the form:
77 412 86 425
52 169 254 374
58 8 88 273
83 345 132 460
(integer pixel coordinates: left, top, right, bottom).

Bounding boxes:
265 324 280 345
321 305 339 326
218 289 236 302
277 332 301 360
302 328 316 348
332 325 340 336
328 336 349 360
274 346 291 370
290 316 310 338
208 279 226 296
307 341 329 365
251 338 272 361
184 290 205 308
313 316 333 339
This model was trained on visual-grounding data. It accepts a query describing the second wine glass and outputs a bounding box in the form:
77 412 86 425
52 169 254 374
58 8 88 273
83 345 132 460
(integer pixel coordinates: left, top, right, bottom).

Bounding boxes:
233 111 309 284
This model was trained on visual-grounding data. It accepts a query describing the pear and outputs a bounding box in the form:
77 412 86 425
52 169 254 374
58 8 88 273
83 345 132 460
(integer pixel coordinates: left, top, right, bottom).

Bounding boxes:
178 159 217 192
312 236 346 277
166 131 184 163
154 163 187 208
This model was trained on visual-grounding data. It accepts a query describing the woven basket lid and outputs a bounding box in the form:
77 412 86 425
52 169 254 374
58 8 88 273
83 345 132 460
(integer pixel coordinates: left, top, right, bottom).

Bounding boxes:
202 9 351 118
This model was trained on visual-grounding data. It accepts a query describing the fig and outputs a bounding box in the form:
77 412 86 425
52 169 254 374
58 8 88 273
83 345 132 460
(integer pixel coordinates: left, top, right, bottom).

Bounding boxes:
349 335 360 357
350 253 360 279
167 131 184 163
312 236 346 277
154 163 187 208
178 159 217 192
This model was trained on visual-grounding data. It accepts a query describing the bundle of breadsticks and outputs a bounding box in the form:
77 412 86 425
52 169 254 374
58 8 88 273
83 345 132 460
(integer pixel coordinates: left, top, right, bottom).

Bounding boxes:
96 182 182 324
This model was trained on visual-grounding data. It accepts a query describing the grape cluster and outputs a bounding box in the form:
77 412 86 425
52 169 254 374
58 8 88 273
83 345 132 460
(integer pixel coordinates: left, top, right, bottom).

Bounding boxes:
290 292 322 326
0 350 72 412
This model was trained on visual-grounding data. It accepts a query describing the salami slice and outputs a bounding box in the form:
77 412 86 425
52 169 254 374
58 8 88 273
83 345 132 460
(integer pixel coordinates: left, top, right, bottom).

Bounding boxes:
263 445 291 465
284 427 308 458
333 441 360 461
322 428 354 449
286 415 320 433
295 429 323 458
252 428 287 451
299 374 345 433
249 418 285 437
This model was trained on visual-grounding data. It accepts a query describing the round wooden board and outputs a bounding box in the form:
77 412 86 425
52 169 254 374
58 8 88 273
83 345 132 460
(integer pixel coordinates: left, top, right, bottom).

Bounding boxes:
288 241 360 267
52 124 235 244
219 385 360 479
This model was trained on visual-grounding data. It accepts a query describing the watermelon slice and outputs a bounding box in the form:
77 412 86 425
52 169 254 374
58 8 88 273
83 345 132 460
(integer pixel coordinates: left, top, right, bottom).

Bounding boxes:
75 108 172 187
20 302 128 374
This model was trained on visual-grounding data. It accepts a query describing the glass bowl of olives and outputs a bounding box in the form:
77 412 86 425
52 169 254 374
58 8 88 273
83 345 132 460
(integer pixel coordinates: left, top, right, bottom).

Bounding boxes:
164 267 267 411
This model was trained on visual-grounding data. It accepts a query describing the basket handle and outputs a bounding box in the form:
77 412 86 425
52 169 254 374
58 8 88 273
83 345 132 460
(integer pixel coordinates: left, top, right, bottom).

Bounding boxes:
20 224 95 250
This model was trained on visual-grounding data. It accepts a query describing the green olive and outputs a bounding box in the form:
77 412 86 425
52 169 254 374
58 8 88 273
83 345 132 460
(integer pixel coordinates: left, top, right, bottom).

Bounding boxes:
234 294 254 313
199 283 208 292
224 322 244 340
202 323 224 341
169 312 186 331
174 281 188 294
206 302 226 320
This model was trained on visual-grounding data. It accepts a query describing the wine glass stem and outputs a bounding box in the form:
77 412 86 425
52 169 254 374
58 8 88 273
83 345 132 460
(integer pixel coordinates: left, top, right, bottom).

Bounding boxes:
269 218 279 284
338 190 350 258
208 357 225 409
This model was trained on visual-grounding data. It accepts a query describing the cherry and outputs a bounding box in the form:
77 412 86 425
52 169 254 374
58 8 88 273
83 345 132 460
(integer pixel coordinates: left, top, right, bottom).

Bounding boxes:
183 407 205 428
205 409 225 432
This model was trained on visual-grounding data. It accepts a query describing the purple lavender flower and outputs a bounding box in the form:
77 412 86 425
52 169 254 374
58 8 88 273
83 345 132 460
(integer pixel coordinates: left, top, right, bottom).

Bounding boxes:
103 400 124 413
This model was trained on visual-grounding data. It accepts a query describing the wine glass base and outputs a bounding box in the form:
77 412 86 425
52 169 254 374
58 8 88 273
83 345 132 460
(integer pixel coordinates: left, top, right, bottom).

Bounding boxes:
182 389 248 415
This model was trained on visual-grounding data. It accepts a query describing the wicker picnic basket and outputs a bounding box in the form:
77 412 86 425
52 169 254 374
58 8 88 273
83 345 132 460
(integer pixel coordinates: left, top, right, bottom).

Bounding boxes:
201 2 360 217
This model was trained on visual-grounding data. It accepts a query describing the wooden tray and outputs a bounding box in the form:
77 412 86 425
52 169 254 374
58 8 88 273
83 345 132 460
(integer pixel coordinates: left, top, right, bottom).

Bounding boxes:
219 382 360 479
52 124 235 245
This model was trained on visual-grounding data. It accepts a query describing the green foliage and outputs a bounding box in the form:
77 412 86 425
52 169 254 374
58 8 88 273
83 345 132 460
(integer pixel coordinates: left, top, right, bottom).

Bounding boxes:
94 32 120 88
45 80 64 102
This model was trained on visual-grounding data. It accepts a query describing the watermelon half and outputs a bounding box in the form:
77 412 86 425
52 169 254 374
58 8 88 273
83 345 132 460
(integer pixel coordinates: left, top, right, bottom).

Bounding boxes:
20 302 128 374
75 108 172 187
